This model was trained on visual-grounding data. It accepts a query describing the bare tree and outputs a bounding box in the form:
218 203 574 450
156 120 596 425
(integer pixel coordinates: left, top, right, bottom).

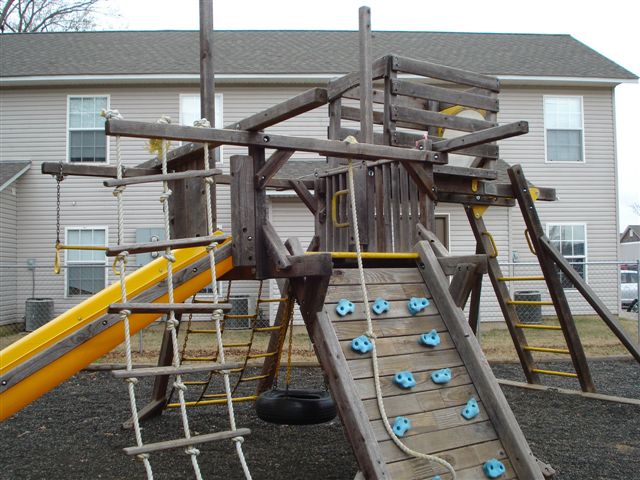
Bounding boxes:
0 0 105 33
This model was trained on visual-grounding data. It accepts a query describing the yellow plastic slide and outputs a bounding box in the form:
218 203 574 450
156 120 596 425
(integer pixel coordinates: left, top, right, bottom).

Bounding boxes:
0 241 233 421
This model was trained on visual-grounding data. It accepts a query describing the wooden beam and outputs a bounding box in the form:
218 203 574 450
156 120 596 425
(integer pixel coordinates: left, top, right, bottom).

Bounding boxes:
391 79 499 112
359 6 373 145
229 88 328 131
108 303 232 314
262 221 292 270
199 0 215 124
231 155 256 268
289 179 317 215
392 55 500 92
103 168 221 187
106 235 228 257
392 105 497 133
41 162 158 178
326 56 388 101
106 119 436 163
255 149 295 189
432 122 529 153
123 429 251 456
112 362 242 378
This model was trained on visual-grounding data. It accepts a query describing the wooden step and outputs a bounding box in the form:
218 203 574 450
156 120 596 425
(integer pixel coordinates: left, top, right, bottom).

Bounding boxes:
106 234 229 257
104 168 222 187
123 428 250 456
108 303 231 314
111 362 241 378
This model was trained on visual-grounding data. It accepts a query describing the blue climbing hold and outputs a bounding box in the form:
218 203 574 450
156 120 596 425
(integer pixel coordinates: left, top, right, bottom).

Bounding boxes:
483 458 506 478
461 397 480 420
336 299 355 317
419 329 441 347
372 297 390 315
351 335 373 354
392 416 411 437
408 297 429 315
394 370 417 389
432 477 442 480
431 368 452 384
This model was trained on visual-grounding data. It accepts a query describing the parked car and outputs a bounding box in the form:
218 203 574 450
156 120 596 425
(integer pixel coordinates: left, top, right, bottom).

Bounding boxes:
621 270 638 310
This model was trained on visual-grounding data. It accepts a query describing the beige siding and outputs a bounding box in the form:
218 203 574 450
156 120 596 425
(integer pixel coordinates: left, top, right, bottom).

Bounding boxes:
0 187 19 325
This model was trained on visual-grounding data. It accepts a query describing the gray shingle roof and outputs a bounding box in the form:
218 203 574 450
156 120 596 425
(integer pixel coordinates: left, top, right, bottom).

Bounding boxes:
1 30 636 79
0 161 31 191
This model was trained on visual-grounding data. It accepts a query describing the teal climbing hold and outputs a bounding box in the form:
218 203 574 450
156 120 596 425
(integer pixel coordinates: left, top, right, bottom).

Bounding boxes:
336 299 355 317
483 458 506 478
394 370 417 389
419 329 440 347
351 335 373 354
408 297 429 315
461 397 480 420
372 297 390 315
432 477 442 480
431 368 452 384
392 416 411 437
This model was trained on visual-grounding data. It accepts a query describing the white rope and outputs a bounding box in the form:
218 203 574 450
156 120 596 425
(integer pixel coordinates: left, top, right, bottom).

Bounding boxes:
343 136 457 479
102 108 154 480
195 118 252 480
157 116 204 480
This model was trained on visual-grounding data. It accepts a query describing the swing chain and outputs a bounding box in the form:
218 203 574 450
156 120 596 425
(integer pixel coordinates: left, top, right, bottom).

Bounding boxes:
55 161 63 246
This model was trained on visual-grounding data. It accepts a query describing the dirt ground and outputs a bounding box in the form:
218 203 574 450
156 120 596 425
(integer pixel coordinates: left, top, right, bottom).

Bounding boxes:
1 359 638 480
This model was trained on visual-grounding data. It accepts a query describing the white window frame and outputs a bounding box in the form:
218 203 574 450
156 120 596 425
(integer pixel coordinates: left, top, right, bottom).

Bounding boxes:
546 222 588 287
543 95 585 164
179 93 223 163
64 225 108 298
67 94 110 164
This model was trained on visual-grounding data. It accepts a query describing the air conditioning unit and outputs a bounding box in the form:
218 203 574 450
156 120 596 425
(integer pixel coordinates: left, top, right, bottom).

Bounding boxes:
225 295 251 329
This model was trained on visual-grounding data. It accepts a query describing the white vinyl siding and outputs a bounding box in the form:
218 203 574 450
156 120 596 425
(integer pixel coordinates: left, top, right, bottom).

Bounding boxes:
544 96 584 162
0 189 19 325
547 223 587 287
67 96 109 163
65 226 107 297
179 93 223 162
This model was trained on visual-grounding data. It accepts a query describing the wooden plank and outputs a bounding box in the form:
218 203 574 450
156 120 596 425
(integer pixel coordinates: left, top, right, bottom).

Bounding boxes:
353 162 370 247
106 235 228 257
326 56 388 101
112 362 242 378
106 119 433 163
327 98 343 167
349 348 463 379
229 88 328 131
330 267 423 285
409 179 418 247
354 365 470 400
432 122 528 153
539 237 640 363
508 165 595 393
332 314 444 341
261 252 332 279
382 164 393 250
325 282 429 304
255 149 295 189
103 168 221 187
262 220 292 270
230 155 256 268
386 440 508 479
392 106 497 133
363 384 476 421
370 401 490 442
392 56 500 92
123 428 251 456
390 162 401 249
388 457 516 480
359 6 374 145
298 309 389 479
340 331 455 360
379 421 498 463
392 79 499 112
108 303 232 314
41 162 158 178
448 264 482 308
289 179 317 215
415 240 544 479
374 166 386 251
399 166 410 250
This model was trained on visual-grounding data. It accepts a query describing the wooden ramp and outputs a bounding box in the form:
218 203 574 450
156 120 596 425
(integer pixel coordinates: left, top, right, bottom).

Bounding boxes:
301 241 544 479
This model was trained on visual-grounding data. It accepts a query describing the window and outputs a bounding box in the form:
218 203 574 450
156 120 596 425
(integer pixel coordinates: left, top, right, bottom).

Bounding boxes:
66 227 107 296
180 93 223 162
68 96 109 163
547 223 586 287
544 96 584 162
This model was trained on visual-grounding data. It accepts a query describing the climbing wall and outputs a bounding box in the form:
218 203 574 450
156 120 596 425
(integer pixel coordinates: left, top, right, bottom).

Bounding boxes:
311 252 544 479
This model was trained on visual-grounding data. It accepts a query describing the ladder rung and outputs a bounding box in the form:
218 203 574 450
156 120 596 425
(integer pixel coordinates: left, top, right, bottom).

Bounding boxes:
498 276 546 281
507 300 554 306
253 325 282 332
222 342 251 348
109 303 232 315
225 314 257 319
182 357 216 362
531 368 578 378
188 329 219 334
111 362 240 378
524 346 571 354
248 352 277 359
257 297 288 303
167 396 257 407
104 168 223 188
106 234 228 257
123 428 250 456
515 323 562 330
183 381 209 386
239 374 269 382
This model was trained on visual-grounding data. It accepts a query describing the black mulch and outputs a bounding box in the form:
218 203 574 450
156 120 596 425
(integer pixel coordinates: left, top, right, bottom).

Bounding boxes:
1 359 638 480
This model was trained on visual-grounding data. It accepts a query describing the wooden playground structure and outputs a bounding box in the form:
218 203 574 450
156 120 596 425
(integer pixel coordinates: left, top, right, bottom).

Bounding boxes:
2 3 640 479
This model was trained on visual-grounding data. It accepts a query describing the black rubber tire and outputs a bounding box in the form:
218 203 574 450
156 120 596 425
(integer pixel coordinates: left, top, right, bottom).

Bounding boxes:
255 389 337 425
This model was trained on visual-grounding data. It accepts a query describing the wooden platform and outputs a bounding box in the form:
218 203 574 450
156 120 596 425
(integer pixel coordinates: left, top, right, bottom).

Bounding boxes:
305 252 544 479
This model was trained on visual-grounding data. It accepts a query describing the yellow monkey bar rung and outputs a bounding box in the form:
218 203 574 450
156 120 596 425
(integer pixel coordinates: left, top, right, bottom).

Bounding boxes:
523 346 571 354
531 368 578 378
515 323 562 330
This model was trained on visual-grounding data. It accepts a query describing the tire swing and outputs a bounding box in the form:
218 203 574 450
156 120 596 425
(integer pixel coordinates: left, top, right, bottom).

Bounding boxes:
256 300 337 425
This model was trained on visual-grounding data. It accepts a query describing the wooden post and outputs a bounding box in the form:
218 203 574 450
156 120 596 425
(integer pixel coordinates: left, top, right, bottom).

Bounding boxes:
359 6 373 144
199 0 215 124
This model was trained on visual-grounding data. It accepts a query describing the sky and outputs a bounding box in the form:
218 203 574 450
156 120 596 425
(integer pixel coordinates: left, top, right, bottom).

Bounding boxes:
97 0 639 230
